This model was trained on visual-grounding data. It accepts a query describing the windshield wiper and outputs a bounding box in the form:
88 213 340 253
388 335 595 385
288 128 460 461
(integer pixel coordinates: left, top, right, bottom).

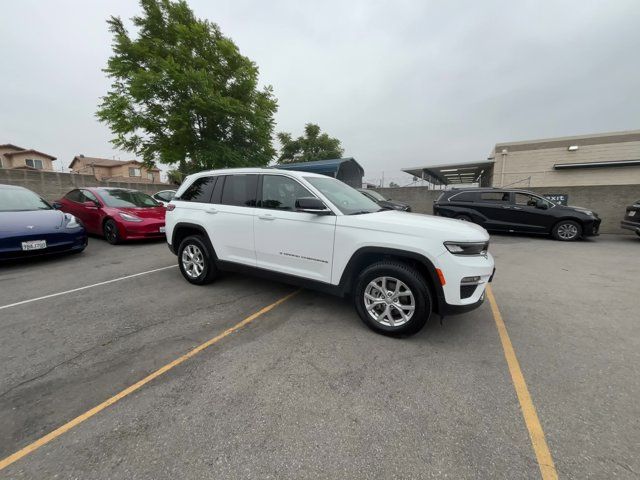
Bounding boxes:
348 209 381 215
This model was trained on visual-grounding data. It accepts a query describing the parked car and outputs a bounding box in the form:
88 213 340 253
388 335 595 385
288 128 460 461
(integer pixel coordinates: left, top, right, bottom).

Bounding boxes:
165 168 495 337
0 184 87 260
152 189 177 206
56 187 166 245
432 187 601 241
621 199 640 237
358 188 411 211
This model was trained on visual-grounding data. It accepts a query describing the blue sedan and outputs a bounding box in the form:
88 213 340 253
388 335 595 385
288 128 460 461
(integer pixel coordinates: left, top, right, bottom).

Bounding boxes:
0 184 87 260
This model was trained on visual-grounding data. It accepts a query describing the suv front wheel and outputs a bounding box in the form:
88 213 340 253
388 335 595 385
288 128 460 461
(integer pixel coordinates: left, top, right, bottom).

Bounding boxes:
353 261 431 336
178 235 218 285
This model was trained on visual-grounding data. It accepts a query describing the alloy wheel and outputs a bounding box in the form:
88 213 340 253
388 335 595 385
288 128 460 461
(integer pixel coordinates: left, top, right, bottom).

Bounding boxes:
181 244 205 279
557 223 578 240
363 276 415 327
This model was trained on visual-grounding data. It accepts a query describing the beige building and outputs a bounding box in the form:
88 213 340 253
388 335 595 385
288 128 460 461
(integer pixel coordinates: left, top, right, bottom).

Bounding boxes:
69 155 162 183
489 130 640 187
0 144 56 171
403 129 640 188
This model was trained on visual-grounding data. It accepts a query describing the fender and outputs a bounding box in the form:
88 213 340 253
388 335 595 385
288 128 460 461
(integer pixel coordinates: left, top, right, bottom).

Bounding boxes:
169 222 217 258
337 246 446 313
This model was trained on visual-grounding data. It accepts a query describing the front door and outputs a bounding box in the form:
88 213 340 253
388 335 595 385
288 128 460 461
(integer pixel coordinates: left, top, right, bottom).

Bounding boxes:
254 174 336 283
509 193 555 233
79 189 102 233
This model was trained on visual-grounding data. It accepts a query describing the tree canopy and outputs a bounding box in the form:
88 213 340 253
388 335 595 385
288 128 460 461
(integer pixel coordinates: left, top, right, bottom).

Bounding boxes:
97 0 278 173
276 123 344 164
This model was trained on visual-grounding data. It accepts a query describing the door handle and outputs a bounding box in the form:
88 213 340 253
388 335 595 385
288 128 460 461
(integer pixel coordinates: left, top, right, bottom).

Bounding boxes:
205 207 218 214
501 206 511 209
258 214 275 221
512 206 522 210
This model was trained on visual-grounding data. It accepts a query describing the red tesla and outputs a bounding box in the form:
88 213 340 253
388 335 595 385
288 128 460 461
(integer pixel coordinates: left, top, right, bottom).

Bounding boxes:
56 187 166 244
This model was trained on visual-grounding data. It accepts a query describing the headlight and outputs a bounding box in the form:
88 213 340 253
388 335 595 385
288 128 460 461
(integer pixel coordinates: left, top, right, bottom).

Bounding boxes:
444 241 489 256
64 214 81 229
119 212 143 222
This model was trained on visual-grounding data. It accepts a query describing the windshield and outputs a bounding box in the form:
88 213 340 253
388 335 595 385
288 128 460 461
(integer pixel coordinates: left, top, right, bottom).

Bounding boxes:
99 189 160 208
305 177 381 215
363 189 387 201
0 188 52 212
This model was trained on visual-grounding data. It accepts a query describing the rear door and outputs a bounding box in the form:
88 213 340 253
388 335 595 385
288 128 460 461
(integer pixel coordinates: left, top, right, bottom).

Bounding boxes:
254 174 336 283
208 174 258 266
472 191 513 231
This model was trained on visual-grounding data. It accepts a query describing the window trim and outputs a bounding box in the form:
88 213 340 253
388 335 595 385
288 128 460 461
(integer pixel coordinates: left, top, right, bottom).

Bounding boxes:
258 173 318 212
128 167 141 177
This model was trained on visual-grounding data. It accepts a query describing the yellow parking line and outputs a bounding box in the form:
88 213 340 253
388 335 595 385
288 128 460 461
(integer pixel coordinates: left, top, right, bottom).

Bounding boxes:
0 290 299 472
486 285 558 480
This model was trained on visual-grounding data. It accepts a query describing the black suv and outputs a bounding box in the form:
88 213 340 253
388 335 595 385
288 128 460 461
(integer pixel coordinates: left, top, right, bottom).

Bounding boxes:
621 200 640 237
433 188 601 241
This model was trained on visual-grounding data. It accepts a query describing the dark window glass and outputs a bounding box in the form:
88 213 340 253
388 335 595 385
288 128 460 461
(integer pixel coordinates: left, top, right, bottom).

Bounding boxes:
221 175 258 207
450 192 476 202
260 175 314 211
211 176 225 204
479 192 510 202
65 190 84 203
156 191 175 202
179 177 217 203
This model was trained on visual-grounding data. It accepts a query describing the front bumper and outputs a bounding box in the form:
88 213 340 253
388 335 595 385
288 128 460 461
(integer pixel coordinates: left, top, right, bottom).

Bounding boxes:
434 250 495 314
584 218 601 236
119 221 166 240
621 219 640 234
0 229 87 260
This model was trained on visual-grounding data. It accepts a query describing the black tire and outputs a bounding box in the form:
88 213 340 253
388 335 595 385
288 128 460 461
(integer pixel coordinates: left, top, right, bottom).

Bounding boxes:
103 219 120 245
552 220 582 241
353 261 431 337
455 214 472 222
177 235 218 285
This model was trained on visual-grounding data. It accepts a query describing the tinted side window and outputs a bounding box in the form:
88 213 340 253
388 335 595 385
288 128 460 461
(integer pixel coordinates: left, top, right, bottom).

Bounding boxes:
450 192 477 202
155 191 172 202
221 175 258 207
479 192 510 202
260 175 314 211
65 190 83 203
514 193 538 206
179 176 217 203
82 190 99 203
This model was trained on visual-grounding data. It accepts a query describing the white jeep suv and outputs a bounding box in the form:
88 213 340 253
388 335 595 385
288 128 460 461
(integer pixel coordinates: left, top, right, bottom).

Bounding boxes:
165 168 495 336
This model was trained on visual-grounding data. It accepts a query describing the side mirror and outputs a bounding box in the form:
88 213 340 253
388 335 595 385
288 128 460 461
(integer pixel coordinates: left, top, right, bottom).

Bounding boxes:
295 197 331 215
536 200 548 210
83 201 99 209
52 201 62 210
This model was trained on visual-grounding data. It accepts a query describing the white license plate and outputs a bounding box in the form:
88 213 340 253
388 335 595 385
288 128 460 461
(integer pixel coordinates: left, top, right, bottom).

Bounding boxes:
629 210 636 217
159 226 166 233
22 240 47 251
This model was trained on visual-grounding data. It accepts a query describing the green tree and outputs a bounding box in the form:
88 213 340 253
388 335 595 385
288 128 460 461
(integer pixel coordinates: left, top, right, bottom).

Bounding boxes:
277 123 344 163
97 0 278 173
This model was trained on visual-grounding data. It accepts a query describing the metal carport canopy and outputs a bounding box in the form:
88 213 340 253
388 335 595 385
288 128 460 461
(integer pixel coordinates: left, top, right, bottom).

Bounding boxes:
402 160 495 185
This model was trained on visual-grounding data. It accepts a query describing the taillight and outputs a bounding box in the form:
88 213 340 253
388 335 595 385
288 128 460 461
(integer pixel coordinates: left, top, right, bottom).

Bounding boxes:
166 204 176 211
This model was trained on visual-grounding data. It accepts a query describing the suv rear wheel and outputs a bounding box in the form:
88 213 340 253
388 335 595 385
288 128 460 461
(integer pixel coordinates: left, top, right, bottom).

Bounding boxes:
552 220 582 241
353 261 431 336
178 235 218 285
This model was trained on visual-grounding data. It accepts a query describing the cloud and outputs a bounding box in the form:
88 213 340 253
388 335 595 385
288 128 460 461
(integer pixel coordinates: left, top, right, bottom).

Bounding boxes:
1 0 638 185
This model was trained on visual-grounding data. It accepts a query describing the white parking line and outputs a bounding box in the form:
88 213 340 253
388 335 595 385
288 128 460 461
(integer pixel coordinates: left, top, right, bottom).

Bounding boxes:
0 265 177 311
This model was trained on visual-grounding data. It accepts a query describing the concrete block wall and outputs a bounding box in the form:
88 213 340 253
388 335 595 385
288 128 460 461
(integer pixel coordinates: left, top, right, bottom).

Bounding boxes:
0 168 169 202
372 185 640 235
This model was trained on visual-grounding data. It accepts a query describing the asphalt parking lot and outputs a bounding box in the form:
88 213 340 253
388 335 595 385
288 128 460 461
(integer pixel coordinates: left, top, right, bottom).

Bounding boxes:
1 234 639 479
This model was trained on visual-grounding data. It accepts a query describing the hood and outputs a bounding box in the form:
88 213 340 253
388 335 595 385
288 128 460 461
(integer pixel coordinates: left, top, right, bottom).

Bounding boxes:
561 205 596 216
109 206 166 220
0 209 65 234
339 210 490 242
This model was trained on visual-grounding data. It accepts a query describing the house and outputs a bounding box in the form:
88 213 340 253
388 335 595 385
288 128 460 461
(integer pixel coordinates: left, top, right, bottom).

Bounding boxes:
276 158 364 188
69 155 162 183
0 144 56 170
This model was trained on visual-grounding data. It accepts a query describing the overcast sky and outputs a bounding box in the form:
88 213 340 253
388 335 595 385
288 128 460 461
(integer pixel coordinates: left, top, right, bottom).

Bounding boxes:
2 0 639 185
